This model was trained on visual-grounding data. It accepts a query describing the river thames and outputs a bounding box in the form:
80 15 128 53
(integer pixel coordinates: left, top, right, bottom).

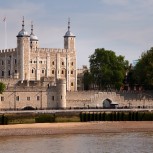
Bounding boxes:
0 132 153 153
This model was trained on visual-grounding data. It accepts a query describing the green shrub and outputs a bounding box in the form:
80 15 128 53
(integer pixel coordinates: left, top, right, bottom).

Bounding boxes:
35 114 55 123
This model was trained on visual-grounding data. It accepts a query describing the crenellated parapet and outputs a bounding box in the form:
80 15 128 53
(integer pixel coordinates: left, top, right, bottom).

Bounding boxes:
0 48 17 54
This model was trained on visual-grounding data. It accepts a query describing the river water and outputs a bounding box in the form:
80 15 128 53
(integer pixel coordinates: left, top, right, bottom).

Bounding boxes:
0 132 153 153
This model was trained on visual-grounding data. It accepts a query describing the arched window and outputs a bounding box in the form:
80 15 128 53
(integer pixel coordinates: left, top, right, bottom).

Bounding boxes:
52 70 54 74
14 59 17 64
8 70 10 76
42 70 45 73
32 69 34 73
61 70 64 74
71 82 73 86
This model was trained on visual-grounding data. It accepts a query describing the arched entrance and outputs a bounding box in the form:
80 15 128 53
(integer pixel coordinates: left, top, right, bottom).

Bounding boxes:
22 106 35 110
103 98 118 108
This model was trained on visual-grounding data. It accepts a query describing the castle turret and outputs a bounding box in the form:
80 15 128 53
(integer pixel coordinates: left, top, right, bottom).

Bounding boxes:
16 17 30 82
64 18 76 50
30 22 39 50
56 79 66 108
64 19 77 91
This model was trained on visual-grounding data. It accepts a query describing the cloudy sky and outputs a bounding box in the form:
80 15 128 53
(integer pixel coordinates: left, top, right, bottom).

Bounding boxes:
0 0 153 67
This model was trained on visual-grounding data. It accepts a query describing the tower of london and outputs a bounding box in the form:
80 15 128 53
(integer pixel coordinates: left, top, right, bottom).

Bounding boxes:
0 17 77 91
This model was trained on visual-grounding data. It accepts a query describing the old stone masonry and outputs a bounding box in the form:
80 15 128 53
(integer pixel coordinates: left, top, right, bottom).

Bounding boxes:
0 17 76 109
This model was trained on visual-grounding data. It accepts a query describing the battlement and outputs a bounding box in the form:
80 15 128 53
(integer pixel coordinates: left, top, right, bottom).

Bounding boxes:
0 48 16 54
0 78 19 87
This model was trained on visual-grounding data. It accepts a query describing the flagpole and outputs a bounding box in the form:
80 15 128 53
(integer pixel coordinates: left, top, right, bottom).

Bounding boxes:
3 17 7 50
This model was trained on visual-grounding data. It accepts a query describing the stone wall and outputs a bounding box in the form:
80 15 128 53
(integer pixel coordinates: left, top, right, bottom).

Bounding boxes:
0 89 153 110
66 91 123 107
0 79 66 110
66 91 153 108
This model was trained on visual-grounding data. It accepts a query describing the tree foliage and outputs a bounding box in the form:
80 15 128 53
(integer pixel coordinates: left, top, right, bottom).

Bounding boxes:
88 48 128 90
82 70 92 90
0 82 6 94
134 47 153 89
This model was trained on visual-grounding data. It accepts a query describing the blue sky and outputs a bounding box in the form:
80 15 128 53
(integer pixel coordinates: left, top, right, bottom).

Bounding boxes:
0 0 153 68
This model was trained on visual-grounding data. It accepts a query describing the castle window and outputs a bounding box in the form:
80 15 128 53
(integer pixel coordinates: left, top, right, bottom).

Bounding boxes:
61 70 64 74
37 96 40 101
52 70 54 74
71 62 73 66
42 70 45 74
52 61 54 65
27 97 30 101
14 59 17 64
61 96 62 99
2 60 4 65
71 82 74 86
8 70 10 76
2 71 4 77
71 70 73 75
30 60 32 63
32 69 34 73
1 96 4 101
15 70 17 73
16 96 19 101
62 62 64 66
52 96 54 101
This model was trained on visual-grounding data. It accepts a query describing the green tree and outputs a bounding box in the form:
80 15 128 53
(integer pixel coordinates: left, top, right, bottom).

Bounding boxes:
82 70 92 90
89 48 128 90
134 47 153 89
0 82 6 94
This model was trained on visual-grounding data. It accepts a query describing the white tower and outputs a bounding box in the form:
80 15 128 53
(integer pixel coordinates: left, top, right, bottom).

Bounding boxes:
16 17 30 82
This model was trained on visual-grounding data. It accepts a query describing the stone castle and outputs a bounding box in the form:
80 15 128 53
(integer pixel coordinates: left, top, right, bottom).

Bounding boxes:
0 18 153 110
0 17 77 91
0 17 76 109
